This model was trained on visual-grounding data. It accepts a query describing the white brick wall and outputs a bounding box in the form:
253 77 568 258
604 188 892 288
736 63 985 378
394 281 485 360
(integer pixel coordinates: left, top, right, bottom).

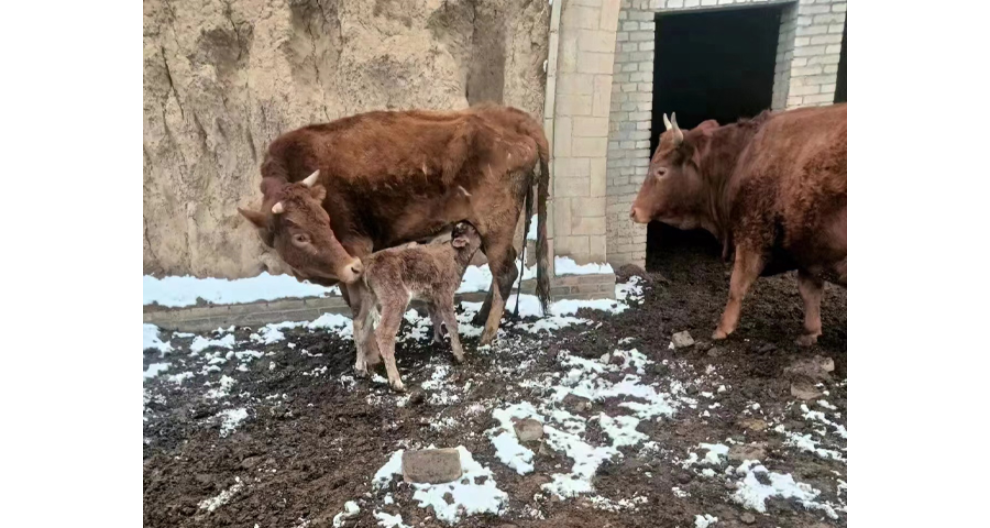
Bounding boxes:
603 0 846 268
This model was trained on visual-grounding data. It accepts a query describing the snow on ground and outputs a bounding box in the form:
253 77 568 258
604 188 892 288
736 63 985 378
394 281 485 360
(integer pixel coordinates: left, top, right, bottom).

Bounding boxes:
373 446 507 524
695 514 719 528
217 407 249 437
487 402 543 474
143 362 171 379
143 324 174 354
144 273 338 307
553 256 614 276
731 460 840 519
198 477 244 512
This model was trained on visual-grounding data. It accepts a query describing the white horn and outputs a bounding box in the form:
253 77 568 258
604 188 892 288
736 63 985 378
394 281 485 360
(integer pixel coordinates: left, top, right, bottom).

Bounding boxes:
271 202 285 214
457 186 472 197
663 113 672 131
301 170 320 187
670 112 684 145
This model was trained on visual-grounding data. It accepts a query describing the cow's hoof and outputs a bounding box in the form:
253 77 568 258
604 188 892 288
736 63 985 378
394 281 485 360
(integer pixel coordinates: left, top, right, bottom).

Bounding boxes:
479 329 496 345
390 380 406 393
452 353 465 364
471 314 486 327
795 333 820 347
354 366 368 378
712 329 729 340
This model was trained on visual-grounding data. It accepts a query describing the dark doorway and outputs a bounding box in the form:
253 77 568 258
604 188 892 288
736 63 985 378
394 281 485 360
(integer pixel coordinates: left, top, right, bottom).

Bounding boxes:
646 5 782 270
834 25 847 103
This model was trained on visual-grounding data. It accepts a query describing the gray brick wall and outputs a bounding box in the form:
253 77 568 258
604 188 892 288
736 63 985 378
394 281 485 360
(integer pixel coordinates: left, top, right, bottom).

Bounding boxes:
604 0 846 268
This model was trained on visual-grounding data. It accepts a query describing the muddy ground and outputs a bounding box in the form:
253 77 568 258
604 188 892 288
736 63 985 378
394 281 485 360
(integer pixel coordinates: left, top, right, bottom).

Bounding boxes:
143 244 847 528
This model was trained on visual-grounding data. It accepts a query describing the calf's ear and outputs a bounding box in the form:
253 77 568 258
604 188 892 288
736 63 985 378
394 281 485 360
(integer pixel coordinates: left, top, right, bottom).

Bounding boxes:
238 207 268 229
451 237 468 249
309 184 327 202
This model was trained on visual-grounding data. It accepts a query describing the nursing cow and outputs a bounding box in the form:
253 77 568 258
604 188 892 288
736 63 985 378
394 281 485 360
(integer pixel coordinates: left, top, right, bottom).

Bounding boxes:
238 105 552 370
630 104 846 346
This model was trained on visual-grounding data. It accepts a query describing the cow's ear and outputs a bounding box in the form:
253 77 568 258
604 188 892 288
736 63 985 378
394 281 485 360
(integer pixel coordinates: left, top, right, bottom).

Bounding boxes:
238 207 268 229
309 184 327 202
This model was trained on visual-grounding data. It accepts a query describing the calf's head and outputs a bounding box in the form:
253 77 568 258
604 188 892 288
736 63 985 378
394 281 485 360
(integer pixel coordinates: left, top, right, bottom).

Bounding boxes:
450 222 483 263
630 113 719 230
238 170 363 285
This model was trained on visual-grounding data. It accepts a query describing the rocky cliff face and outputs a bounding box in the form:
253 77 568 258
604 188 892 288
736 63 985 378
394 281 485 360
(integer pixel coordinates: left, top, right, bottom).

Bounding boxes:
144 0 549 278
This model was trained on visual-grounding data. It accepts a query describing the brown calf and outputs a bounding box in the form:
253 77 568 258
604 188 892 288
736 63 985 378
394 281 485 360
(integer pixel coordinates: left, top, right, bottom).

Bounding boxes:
631 105 846 345
354 221 484 392
238 105 552 363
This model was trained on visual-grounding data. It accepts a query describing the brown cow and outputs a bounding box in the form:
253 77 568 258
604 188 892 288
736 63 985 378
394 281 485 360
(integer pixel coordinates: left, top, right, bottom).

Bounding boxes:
238 104 552 364
355 221 484 392
630 104 846 346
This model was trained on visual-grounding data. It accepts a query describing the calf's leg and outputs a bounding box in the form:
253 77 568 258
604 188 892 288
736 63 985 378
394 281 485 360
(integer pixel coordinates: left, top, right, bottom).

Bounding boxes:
346 281 382 367
375 295 409 392
436 296 465 363
713 246 764 340
352 289 376 376
428 303 446 344
796 270 824 346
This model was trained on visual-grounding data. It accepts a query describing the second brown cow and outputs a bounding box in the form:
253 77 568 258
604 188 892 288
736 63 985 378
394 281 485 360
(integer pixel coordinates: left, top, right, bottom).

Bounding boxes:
631 104 847 345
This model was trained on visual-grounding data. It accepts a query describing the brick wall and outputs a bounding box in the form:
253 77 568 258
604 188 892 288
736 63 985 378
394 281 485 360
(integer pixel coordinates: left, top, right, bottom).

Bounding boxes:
550 0 621 266
602 0 846 268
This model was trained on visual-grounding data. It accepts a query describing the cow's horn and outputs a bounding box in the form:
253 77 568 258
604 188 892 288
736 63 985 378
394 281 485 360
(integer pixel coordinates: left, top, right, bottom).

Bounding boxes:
670 112 684 145
271 202 285 214
457 186 472 197
663 113 673 131
301 170 320 187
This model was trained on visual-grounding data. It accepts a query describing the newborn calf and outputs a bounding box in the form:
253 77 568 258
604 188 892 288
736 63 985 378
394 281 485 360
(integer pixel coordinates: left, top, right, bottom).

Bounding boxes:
354 222 483 391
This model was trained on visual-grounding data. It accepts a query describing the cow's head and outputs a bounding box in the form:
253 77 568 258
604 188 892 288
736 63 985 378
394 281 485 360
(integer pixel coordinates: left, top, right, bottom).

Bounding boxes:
630 113 719 230
238 170 363 285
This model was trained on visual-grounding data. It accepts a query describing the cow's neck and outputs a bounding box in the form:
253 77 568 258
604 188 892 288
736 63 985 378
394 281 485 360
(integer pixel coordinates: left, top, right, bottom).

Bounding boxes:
698 122 763 254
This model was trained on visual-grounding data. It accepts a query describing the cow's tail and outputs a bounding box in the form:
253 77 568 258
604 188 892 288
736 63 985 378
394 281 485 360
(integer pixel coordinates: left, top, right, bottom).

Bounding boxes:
534 132 552 316
514 179 535 318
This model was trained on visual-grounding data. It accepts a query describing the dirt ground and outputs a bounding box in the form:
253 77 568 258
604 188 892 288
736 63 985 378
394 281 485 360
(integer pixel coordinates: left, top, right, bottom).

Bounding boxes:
143 246 847 528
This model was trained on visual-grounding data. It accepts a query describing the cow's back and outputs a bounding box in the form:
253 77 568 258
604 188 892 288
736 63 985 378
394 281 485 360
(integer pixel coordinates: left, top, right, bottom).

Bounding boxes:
732 104 847 268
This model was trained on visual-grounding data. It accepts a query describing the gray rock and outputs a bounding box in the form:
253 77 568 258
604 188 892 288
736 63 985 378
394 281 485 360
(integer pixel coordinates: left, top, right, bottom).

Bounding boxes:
728 443 767 463
671 331 695 349
514 418 545 442
402 448 462 484
738 418 769 431
740 512 756 524
791 381 823 401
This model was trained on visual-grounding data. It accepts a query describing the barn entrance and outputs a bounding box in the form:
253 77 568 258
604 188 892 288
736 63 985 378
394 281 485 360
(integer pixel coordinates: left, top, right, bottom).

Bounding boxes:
646 4 784 271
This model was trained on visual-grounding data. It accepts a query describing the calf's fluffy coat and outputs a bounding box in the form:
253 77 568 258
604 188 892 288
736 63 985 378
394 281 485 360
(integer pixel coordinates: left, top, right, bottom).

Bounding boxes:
354 222 483 391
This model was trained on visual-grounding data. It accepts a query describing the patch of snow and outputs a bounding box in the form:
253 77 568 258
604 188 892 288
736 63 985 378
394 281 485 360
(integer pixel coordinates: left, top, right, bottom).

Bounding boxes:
554 256 613 277
373 446 507 524
198 477 243 512
166 371 194 384
732 461 838 519
191 333 236 354
374 511 411 528
800 404 847 438
143 362 171 379
672 486 690 498
332 501 360 527
218 408 249 437
542 424 618 498
143 324 174 354
615 276 646 304
457 260 536 294
144 273 338 307
774 425 845 461
695 514 718 528
205 375 237 399
487 403 543 474
817 399 838 410
597 413 647 448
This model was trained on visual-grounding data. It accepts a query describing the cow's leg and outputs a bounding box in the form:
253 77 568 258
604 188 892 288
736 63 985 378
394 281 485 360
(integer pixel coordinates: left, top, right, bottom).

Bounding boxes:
479 235 518 345
437 296 465 363
796 270 824 346
713 246 764 340
375 295 408 392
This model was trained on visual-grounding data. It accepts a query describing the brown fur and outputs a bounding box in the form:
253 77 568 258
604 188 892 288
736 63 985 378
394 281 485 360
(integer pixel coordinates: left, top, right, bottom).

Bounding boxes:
631 104 847 345
239 104 553 367
354 222 484 391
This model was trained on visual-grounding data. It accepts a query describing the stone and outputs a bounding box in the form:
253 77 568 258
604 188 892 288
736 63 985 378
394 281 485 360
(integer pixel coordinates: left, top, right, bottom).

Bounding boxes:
784 356 834 382
402 449 462 484
738 418 768 432
740 512 756 524
561 394 593 413
514 419 545 442
671 331 695 349
728 443 767 463
791 381 823 401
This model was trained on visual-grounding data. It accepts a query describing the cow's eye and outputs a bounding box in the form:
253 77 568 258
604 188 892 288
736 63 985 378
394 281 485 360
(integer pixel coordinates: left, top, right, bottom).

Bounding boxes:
656 167 668 178
293 234 309 245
